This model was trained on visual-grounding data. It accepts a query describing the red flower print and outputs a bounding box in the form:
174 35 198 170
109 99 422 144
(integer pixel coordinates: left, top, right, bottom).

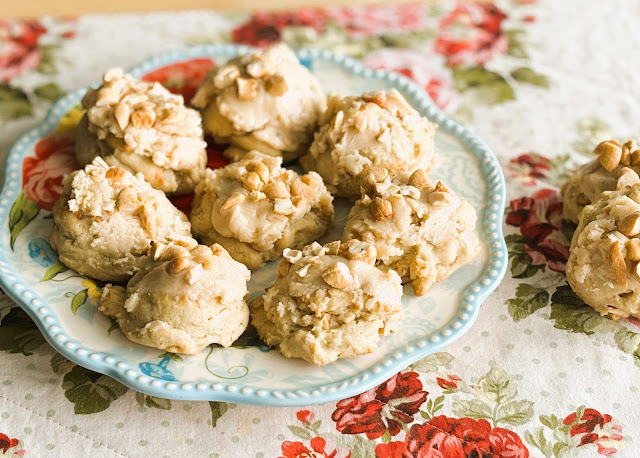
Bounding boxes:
564 408 612 437
436 374 461 390
375 416 529 458
0 433 19 454
142 58 216 105
324 3 427 38
232 9 327 48
279 437 351 458
506 188 569 274
296 410 315 425
434 2 509 67
361 49 457 110
332 371 427 440
22 133 78 211
0 20 47 82
563 407 623 456
508 153 552 186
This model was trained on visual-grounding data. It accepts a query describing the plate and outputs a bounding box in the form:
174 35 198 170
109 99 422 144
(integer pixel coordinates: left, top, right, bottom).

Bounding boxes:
0 44 507 406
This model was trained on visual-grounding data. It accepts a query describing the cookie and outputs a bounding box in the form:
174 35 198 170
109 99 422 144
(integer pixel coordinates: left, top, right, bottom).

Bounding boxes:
190 151 334 270
191 44 326 162
50 158 194 282
76 68 207 195
342 168 480 295
250 240 403 366
567 184 640 319
299 89 437 198
99 242 250 354
562 140 640 223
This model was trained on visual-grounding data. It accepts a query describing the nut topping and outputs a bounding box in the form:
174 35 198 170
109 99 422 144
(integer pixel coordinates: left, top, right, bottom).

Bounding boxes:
265 74 287 96
362 91 388 108
323 241 341 256
609 240 628 287
242 172 263 191
283 248 303 264
221 192 245 210
131 109 156 129
408 169 431 190
247 161 270 184
185 264 205 284
626 239 640 262
166 255 190 274
369 197 393 221
596 141 623 172
214 65 241 89
263 180 290 199
237 77 259 101
616 167 640 190
619 212 640 237
322 262 354 289
339 240 376 264
114 104 130 130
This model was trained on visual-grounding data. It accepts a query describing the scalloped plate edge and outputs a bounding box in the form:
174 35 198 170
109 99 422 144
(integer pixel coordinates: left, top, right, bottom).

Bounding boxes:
0 44 507 407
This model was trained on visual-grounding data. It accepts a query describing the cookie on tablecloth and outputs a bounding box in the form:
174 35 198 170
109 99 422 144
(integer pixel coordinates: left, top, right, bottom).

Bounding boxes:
567 184 640 319
562 140 640 224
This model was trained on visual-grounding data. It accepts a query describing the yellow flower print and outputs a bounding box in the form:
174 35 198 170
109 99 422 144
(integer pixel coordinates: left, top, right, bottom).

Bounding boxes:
81 279 101 301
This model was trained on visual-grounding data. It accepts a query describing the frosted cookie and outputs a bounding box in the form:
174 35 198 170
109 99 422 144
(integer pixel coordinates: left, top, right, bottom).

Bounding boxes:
567 184 640 320
342 168 480 295
299 89 437 198
99 242 250 354
562 140 640 224
191 44 325 162
76 68 207 195
50 158 194 282
250 240 403 366
190 151 334 270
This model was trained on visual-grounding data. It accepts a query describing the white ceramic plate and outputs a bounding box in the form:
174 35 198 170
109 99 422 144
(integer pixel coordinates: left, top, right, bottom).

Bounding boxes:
0 44 507 406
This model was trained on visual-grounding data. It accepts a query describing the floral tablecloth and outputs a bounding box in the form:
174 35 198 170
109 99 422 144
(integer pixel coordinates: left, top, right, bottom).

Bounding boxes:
1 1 639 456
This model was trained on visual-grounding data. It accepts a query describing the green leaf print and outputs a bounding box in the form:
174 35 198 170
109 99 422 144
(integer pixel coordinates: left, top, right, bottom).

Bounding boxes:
135 392 171 410
549 286 607 335
288 425 312 440
380 431 392 444
34 82 64 102
209 401 228 428
50 353 75 375
40 261 68 282
506 284 550 322
506 29 528 58
495 399 534 426
70 290 89 315
525 427 553 458
511 67 549 88
8 191 40 250
0 307 45 356
37 45 60 74
505 234 545 279
0 84 33 121
477 367 517 404
451 399 493 420
409 352 454 373
62 365 128 414
452 67 515 105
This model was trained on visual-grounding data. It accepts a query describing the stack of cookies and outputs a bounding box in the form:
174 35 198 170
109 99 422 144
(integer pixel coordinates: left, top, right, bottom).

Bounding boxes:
49 44 480 365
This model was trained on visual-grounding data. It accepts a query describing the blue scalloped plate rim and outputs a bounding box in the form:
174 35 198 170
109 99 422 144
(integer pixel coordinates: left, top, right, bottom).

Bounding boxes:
0 44 507 406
